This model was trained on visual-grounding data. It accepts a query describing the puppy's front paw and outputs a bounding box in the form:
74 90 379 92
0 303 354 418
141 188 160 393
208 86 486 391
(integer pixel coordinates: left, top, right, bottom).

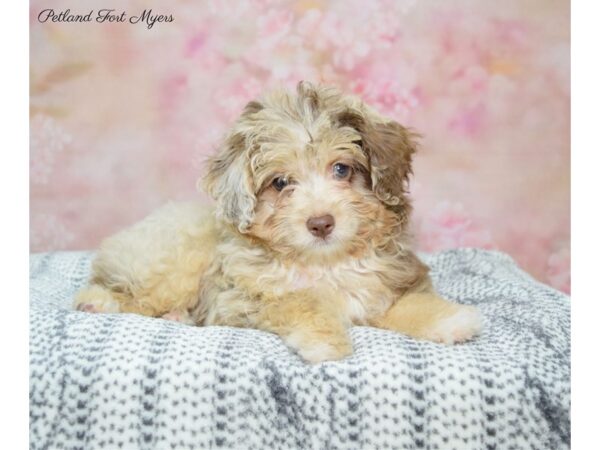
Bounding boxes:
161 309 195 325
73 285 120 314
424 305 483 345
298 342 353 364
76 303 100 313
286 330 353 364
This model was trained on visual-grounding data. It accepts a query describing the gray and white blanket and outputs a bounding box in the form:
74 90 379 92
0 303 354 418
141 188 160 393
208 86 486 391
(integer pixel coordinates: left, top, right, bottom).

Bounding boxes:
29 249 570 450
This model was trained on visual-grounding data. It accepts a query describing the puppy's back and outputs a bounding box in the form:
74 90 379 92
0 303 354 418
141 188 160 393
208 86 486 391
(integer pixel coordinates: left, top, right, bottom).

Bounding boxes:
86 201 218 315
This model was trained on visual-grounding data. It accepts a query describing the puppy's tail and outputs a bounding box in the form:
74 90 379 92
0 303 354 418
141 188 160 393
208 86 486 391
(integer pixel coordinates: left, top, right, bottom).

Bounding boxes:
73 284 121 313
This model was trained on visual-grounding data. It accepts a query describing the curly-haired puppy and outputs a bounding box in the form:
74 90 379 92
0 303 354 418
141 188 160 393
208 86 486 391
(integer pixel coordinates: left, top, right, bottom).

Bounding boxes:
74 82 482 363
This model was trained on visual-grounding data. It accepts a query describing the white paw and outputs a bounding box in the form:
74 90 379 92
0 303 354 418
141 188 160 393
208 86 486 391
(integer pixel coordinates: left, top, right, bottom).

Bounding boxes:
161 310 195 325
427 306 483 344
76 303 99 313
286 331 352 363
74 300 120 314
298 342 351 364
74 286 120 314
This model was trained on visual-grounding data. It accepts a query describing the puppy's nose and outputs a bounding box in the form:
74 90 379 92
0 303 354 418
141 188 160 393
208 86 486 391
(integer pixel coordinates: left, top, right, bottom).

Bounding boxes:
306 214 335 238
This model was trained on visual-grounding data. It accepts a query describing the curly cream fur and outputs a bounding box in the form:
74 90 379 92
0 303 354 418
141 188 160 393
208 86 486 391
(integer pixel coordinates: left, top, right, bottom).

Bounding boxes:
75 82 482 363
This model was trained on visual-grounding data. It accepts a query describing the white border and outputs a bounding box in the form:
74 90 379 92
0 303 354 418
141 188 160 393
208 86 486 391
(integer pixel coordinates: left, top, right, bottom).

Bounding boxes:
0 0 28 447
6 0 589 447
572 0 600 448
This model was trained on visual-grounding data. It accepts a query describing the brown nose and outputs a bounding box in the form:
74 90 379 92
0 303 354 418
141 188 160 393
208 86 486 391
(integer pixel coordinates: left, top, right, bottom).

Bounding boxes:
306 214 335 238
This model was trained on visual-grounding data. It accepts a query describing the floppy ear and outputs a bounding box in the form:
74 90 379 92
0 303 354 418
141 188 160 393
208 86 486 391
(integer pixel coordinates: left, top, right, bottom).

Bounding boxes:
202 102 265 232
336 108 418 221
202 131 256 232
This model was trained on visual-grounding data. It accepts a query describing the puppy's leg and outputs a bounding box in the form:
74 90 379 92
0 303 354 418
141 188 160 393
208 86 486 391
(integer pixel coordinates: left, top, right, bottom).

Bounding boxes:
73 202 216 319
74 284 157 316
74 283 196 320
373 285 482 344
250 289 352 364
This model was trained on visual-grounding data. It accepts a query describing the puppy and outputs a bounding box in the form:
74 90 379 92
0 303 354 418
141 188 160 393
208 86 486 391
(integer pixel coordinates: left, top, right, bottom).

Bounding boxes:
74 81 482 363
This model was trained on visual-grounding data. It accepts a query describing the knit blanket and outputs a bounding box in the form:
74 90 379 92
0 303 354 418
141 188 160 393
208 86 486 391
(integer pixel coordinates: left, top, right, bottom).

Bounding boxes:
29 249 570 449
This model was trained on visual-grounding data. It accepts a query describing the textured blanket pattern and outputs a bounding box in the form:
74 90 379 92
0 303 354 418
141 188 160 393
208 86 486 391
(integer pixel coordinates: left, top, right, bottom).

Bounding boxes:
29 249 570 450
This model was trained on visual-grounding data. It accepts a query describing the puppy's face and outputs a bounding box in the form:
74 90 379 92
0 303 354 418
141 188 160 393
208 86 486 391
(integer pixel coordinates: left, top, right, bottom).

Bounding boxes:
204 82 417 264
248 128 387 261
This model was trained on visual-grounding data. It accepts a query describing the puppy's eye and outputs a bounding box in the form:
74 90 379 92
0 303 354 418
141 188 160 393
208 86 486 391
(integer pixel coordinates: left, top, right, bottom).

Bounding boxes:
332 163 352 180
272 177 289 191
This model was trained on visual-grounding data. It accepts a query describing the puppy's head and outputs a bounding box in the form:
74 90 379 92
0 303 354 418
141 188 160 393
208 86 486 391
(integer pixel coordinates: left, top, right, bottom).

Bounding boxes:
203 81 418 263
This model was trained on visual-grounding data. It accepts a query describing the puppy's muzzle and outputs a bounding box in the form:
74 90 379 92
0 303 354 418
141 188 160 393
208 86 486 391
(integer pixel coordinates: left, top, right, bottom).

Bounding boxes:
306 214 335 238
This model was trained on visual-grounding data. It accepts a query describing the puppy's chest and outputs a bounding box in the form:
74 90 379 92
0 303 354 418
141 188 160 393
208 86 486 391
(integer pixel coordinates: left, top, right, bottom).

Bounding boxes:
277 263 394 322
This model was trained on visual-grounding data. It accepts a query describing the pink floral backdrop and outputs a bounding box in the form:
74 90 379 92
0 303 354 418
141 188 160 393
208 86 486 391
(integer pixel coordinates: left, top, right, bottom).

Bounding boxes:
30 0 570 293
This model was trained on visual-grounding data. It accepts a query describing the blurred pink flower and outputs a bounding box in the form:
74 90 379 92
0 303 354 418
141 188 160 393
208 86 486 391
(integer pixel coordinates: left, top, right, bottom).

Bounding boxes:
242 10 316 81
256 9 294 42
213 77 264 122
184 30 229 71
448 103 487 137
353 79 421 122
450 65 489 94
184 30 208 58
294 10 372 71
30 115 72 185
30 213 74 250
417 202 495 251
347 58 421 121
159 73 188 114
489 18 530 51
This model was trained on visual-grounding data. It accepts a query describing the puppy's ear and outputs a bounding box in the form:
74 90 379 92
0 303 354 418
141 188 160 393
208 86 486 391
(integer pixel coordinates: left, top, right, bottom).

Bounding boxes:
202 101 264 232
336 108 418 221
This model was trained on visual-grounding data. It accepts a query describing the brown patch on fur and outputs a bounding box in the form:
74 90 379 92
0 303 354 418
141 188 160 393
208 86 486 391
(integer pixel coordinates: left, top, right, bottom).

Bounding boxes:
244 100 264 115
296 80 321 119
203 132 245 191
202 130 256 231
336 108 418 224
